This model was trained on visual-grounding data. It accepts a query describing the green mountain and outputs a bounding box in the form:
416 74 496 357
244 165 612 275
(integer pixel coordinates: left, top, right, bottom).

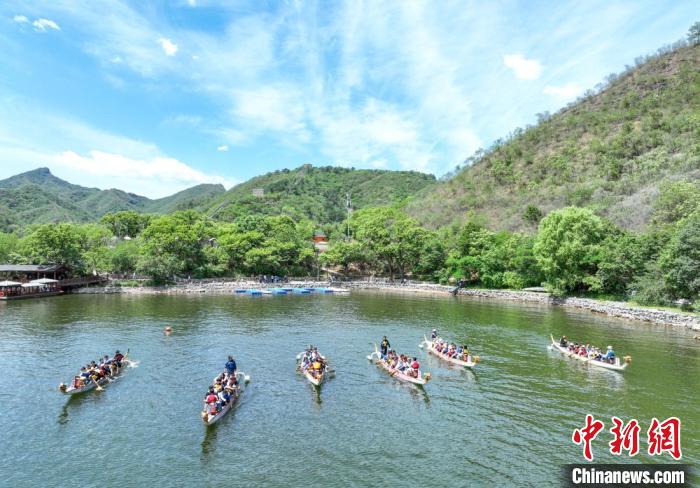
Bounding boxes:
0 168 225 231
409 43 700 232
206 164 436 223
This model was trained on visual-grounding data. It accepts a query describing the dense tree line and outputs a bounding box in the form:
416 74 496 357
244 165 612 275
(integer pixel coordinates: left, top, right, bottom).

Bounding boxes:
2 181 700 308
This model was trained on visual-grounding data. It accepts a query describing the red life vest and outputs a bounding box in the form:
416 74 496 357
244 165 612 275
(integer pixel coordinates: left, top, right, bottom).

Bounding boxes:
206 394 217 404
411 361 419 369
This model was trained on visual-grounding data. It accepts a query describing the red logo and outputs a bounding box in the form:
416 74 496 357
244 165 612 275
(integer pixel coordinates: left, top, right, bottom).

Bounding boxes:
572 414 605 461
647 417 682 460
609 417 640 456
573 416 682 461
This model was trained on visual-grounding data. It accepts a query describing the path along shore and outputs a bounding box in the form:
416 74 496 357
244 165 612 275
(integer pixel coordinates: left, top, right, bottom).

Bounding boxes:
76 279 700 332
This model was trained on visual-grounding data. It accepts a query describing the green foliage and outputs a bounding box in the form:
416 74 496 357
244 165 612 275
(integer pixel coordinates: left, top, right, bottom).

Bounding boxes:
523 205 543 226
138 211 214 279
593 232 648 296
209 165 436 225
0 232 19 262
444 222 541 288
652 180 700 225
533 207 610 293
16 223 111 274
660 211 700 299
631 264 673 306
319 241 367 273
0 168 224 232
109 240 140 275
101 211 152 238
351 206 430 278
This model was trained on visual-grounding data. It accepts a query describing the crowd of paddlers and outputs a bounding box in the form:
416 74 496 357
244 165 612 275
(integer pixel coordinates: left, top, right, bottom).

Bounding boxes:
202 356 242 418
60 350 125 391
378 336 425 379
298 346 329 379
429 329 472 362
558 336 617 363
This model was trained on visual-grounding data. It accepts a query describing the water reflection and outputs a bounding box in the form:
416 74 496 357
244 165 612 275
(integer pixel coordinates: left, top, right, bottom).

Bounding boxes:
200 423 219 462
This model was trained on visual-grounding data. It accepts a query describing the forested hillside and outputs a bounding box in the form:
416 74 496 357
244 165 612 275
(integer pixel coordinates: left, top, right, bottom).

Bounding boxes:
206 165 436 224
0 168 225 231
410 42 700 231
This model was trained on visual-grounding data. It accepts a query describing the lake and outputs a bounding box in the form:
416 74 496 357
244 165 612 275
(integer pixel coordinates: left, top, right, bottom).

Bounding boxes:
0 291 697 487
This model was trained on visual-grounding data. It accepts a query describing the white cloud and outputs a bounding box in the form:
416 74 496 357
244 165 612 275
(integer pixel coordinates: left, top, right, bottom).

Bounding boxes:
53 150 234 197
0 98 234 197
187 0 197 6
543 82 584 100
32 18 60 32
216 144 228 152
157 37 178 56
503 54 542 80
13 15 28 24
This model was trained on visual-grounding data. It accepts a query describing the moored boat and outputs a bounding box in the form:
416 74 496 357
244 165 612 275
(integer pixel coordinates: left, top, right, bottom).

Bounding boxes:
58 350 130 395
419 336 479 368
367 344 430 386
549 335 631 372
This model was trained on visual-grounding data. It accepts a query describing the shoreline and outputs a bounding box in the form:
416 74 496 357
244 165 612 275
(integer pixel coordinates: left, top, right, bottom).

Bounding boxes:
75 279 700 331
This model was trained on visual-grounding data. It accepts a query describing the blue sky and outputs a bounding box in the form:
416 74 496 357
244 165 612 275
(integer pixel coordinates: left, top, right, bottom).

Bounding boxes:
0 1 695 197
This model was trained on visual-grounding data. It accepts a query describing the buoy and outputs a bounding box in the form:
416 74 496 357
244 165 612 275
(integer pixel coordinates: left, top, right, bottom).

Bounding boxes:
164 326 172 335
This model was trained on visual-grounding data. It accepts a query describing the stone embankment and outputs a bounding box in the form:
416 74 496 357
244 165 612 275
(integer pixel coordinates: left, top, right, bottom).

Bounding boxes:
76 279 700 331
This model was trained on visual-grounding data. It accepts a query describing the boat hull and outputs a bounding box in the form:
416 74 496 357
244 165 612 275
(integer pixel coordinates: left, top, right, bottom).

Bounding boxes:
422 336 478 368
376 359 428 385
303 369 324 386
202 375 245 426
60 357 129 395
549 335 628 371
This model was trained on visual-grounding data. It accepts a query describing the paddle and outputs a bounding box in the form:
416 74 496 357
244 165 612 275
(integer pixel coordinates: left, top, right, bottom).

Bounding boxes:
235 371 251 383
92 375 104 391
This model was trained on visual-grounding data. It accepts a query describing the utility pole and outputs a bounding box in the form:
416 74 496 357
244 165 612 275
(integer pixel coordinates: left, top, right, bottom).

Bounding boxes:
346 192 351 240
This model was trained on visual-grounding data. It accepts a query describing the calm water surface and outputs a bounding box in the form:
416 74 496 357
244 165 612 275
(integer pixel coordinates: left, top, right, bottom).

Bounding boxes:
0 292 697 487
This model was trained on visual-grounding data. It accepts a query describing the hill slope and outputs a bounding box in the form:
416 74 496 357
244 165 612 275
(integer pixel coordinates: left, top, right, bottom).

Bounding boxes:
0 168 225 231
206 164 436 223
410 43 700 232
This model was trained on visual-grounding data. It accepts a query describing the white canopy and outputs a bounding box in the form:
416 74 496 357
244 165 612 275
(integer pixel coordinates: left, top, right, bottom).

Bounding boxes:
21 283 41 288
31 278 59 284
0 280 21 287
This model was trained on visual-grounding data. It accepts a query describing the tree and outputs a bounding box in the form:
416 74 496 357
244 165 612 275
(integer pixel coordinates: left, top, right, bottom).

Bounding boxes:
533 207 610 293
101 211 151 238
688 21 700 46
138 211 214 279
593 232 646 296
523 205 544 226
651 180 700 225
80 224 112 273
352 206 429 278
18 224 87 273
0 232 18 262
319 241 366 273
660 211 700 299
109 240 140 275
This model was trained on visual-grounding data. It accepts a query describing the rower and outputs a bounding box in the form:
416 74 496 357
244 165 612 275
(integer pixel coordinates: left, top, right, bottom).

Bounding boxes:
559 336 568 347
431 329 438 340
411 357 420 377
225 356 237 375
114 350 124 367
380 336 390 360
601 346 616 362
